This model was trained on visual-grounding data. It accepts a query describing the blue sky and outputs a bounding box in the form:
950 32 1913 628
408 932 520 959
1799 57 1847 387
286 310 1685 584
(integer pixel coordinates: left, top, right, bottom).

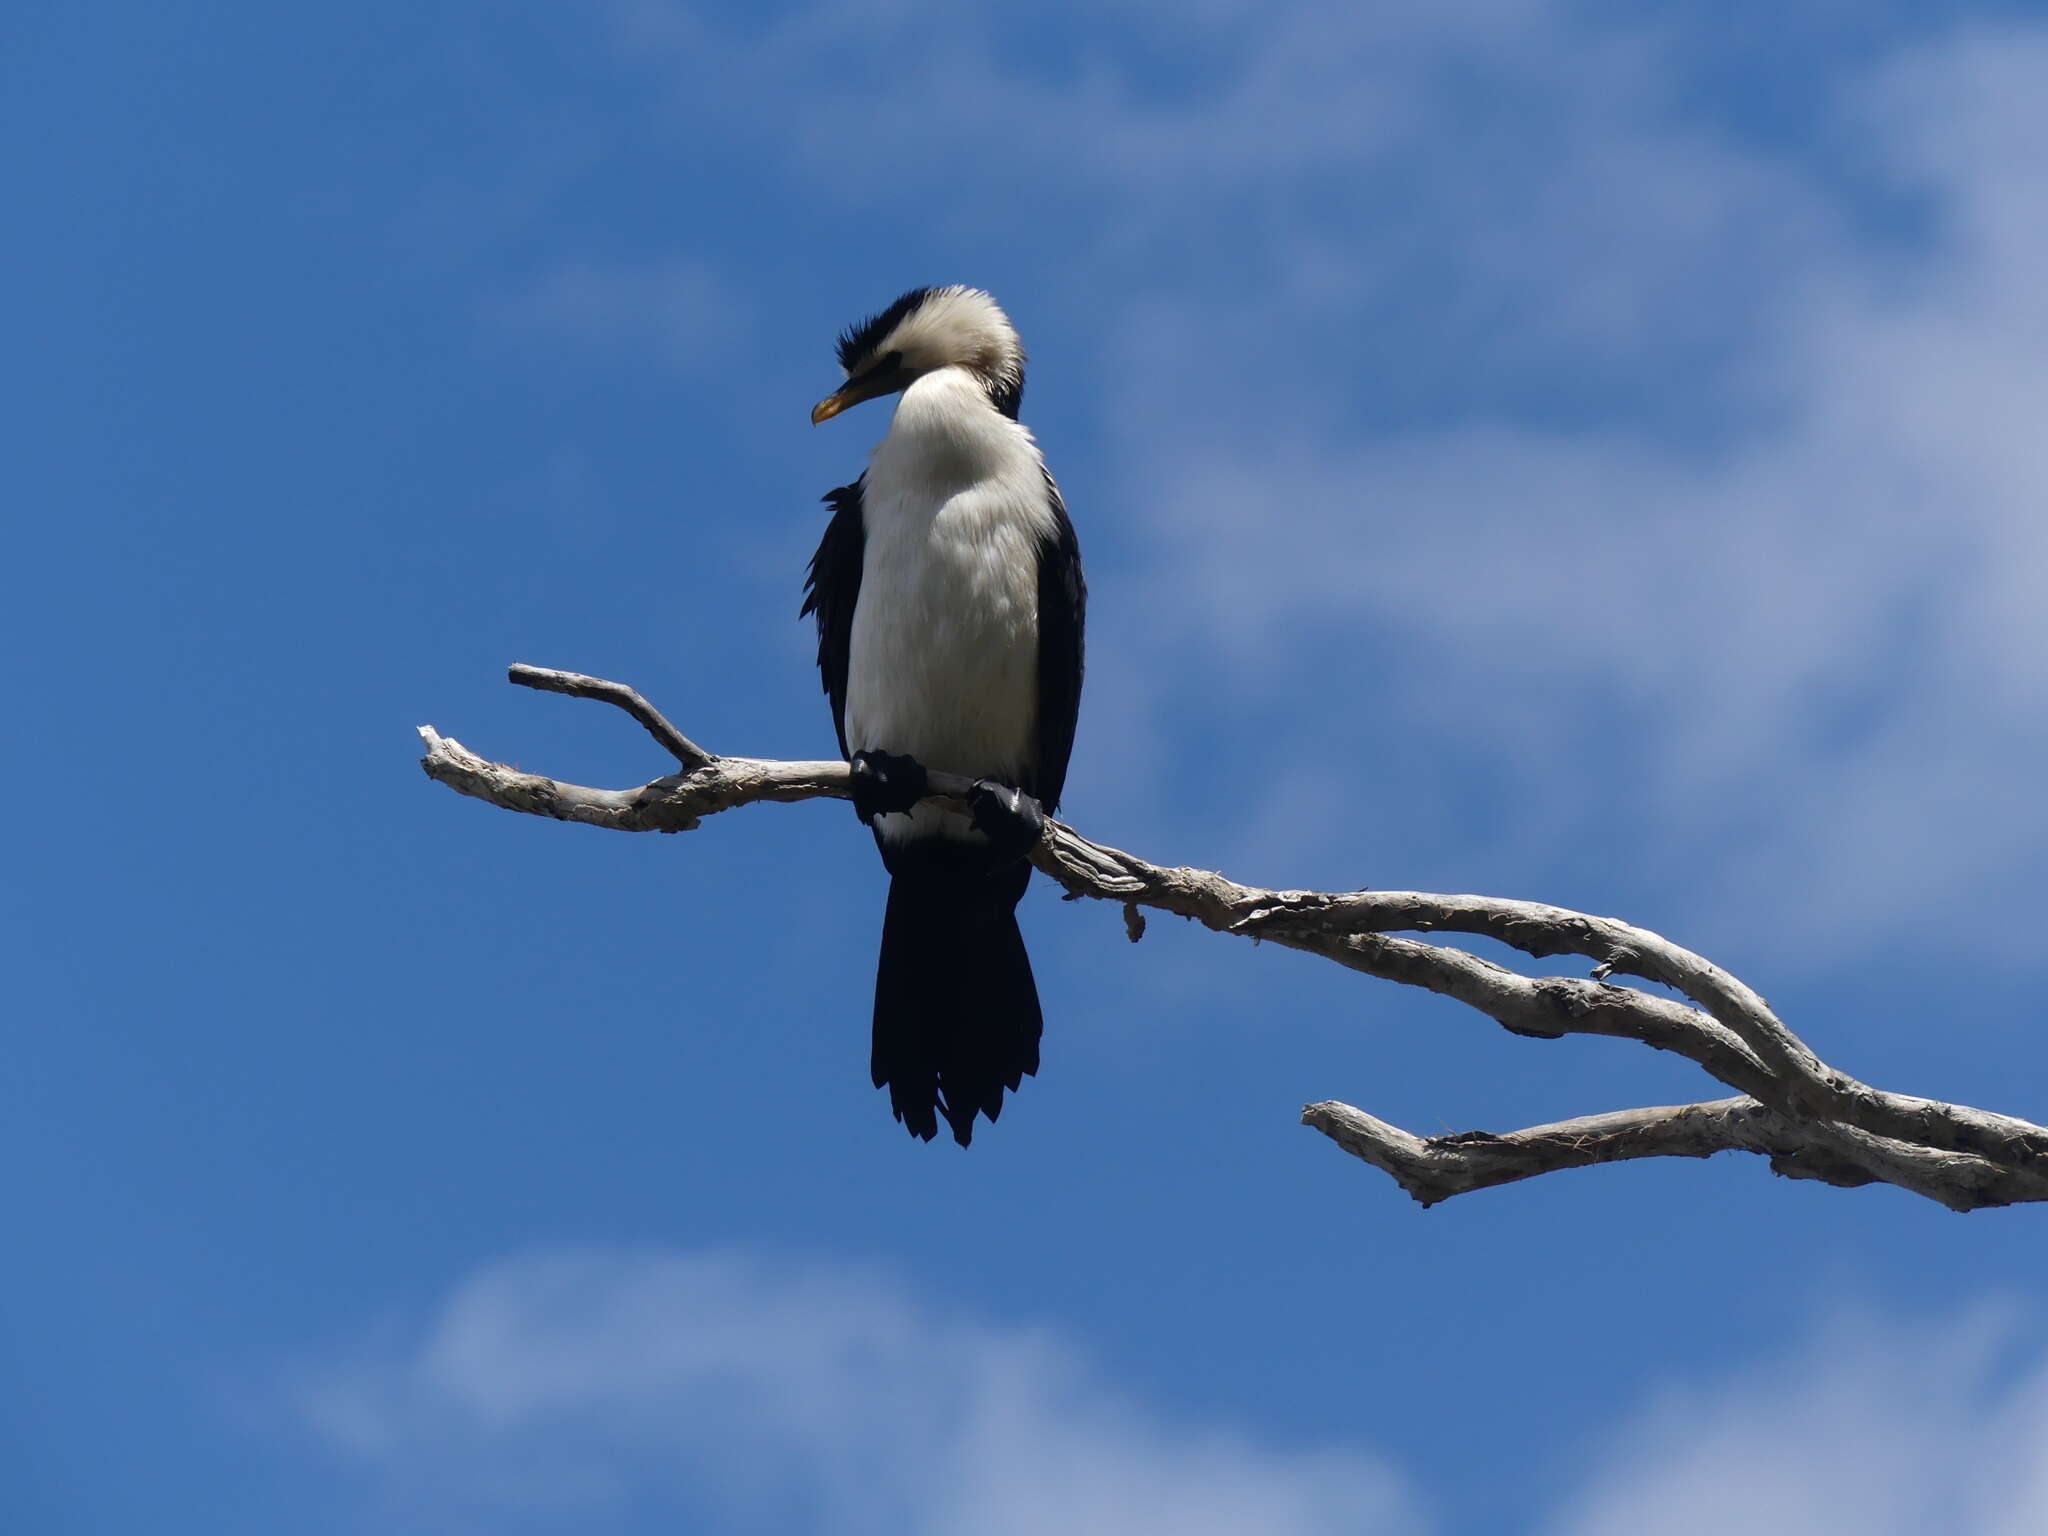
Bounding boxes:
10 1 2048 1530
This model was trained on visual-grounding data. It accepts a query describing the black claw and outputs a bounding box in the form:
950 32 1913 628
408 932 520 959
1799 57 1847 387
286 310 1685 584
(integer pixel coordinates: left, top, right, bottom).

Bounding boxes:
850 750 931 825
968 780 1047 866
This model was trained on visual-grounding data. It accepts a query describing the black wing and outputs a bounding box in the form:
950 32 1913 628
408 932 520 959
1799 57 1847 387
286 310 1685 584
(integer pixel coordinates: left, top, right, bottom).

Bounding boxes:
1030 473 1086 814
801 478 865 758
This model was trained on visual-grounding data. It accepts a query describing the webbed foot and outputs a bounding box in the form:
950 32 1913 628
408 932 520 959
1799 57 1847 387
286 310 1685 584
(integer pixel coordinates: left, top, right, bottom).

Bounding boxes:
849 750 931 825
969 780 1047 866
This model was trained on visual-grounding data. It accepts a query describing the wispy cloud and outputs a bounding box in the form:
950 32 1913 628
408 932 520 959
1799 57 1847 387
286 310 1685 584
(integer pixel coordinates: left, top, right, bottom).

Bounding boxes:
551 3 2048 956
302 1249 1427 1535
1549 1302 2048 1536
1112 28 2048 957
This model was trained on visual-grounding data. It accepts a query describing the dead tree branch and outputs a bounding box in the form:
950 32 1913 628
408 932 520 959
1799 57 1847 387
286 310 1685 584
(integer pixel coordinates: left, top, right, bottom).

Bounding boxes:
419 666 2048 1212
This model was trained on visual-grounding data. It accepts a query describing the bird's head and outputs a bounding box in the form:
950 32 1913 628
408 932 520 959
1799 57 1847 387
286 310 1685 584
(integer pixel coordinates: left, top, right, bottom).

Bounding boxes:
811 286 1025 425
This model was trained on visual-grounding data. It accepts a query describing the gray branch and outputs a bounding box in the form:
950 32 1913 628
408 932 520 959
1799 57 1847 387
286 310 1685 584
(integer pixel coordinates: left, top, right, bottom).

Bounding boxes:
419 668 2048 1213
507 664 715 771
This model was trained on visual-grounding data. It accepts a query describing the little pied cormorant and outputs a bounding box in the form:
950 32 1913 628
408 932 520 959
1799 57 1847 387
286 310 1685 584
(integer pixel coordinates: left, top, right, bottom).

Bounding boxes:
802 286 1086 1146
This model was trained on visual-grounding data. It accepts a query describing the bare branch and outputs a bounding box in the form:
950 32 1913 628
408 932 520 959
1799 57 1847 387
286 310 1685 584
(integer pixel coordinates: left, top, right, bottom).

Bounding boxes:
1239 893 1829 1112
1302 1098 1856 1208
419 669 2048 1212
418 726 851 833
1298 1099 2039 1212
506 664 717 771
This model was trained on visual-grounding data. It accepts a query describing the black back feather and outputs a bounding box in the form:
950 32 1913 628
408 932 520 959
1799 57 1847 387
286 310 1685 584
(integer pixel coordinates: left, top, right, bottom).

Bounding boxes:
800 478 865 757
1028 473 1085 812
988 371 1024 420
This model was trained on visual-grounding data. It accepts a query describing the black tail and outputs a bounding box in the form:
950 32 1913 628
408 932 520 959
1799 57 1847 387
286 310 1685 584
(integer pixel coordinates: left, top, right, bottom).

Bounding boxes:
871 859 1040 1146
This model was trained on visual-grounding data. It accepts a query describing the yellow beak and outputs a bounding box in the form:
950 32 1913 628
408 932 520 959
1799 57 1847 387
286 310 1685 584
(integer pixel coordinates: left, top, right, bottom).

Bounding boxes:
810 390 853 425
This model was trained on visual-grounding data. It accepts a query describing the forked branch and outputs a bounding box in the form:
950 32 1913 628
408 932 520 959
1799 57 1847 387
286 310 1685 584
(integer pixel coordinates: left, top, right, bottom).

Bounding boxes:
419 666 2048 1212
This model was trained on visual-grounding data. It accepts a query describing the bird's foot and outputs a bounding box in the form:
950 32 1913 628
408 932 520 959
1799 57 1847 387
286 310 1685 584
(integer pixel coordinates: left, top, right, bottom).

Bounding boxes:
969 780 1047 866
849 750 931 825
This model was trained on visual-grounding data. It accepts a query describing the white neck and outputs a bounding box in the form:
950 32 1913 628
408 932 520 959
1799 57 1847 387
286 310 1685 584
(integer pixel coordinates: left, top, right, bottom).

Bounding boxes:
868 366 1020 491
842 364 1057 824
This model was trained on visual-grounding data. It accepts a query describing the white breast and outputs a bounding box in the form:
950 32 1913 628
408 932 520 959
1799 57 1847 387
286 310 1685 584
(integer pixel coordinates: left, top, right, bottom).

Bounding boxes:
845 367 1056 842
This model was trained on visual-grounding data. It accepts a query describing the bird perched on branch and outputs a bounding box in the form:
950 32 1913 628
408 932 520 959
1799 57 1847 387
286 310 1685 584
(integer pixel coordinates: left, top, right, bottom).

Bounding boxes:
803 286 1086 1146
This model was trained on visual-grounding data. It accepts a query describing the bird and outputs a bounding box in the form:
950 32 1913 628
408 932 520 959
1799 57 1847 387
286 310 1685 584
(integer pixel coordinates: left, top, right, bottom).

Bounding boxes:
802 286 1086 1147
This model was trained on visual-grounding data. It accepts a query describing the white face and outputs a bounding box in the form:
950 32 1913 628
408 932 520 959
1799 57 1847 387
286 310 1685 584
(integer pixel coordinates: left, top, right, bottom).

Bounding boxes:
872 287 1024 394
815 286 1028 425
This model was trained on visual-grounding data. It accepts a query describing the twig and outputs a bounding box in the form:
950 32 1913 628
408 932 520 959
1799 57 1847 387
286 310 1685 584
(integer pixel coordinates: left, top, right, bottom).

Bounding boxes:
507 664 716 771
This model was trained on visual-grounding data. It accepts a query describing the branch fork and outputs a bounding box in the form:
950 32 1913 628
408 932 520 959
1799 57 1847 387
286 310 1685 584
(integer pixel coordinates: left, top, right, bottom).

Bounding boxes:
419 666 2048 1212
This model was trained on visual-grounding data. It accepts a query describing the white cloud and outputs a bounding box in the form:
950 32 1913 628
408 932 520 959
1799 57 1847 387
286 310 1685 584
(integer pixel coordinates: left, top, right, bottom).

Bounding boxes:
302 1249 1427 1535
1548 1303 2048 1536
300 1250 2048 1536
